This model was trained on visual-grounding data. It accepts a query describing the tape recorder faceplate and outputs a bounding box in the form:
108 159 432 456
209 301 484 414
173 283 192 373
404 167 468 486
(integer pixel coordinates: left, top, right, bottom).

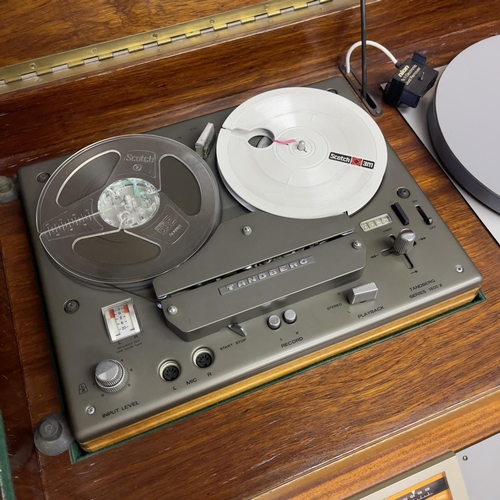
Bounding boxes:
18 77 482 452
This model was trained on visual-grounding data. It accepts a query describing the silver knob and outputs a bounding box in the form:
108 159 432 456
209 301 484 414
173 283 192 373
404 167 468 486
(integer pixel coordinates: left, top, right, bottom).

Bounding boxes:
393 228 416 255
95 359 129 393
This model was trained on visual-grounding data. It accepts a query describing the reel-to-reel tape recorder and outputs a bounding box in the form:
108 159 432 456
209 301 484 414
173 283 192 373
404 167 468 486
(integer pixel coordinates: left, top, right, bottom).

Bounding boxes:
18 77 482 452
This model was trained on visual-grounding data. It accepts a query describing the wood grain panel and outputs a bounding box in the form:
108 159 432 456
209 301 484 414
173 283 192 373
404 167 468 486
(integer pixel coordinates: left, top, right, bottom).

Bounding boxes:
0 209 46 499
2 0 499 176
257 389 500 499
1 0 267 67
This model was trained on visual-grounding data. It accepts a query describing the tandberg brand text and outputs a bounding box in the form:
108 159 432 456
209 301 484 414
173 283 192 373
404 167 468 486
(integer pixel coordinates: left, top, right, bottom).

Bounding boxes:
218 256 315 295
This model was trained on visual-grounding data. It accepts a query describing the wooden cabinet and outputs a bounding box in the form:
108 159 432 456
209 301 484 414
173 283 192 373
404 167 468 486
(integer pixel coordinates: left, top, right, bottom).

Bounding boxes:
1 1 500 498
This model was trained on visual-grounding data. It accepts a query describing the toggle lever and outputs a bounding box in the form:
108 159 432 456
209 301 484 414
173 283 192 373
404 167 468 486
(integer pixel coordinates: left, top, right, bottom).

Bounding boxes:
228 323 247 337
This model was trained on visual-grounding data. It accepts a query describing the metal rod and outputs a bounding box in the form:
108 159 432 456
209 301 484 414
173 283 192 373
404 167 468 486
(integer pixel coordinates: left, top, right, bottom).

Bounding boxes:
360 0 367 100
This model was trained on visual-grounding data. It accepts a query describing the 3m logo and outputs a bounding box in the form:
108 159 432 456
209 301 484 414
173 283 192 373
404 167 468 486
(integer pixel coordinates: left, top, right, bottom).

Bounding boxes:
329 152 375 169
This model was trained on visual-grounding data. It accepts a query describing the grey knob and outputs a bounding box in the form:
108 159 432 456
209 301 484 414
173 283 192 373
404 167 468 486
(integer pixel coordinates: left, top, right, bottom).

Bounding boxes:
95 359 128 393
393 228 416 255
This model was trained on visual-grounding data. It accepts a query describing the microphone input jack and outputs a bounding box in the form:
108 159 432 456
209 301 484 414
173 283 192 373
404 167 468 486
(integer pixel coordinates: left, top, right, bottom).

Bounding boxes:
159 360 181 382
193 348 214 369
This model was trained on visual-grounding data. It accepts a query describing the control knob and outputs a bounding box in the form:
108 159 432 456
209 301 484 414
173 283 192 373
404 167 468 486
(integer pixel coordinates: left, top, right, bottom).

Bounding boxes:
95 359 129 393
393 228 416 255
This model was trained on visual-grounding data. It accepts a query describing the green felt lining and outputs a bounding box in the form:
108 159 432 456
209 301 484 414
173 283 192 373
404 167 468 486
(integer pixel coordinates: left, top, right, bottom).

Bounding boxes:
0 413 16 500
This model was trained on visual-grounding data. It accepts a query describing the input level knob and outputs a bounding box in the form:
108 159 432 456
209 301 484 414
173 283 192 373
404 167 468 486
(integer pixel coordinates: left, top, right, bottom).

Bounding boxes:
393 228 416 255
95 359 129 393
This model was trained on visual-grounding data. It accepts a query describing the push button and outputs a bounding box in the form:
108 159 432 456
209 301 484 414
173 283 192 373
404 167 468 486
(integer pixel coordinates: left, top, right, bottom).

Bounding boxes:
283 309 297 324
347 282 379 305
267 315 281 330
391 202 410 225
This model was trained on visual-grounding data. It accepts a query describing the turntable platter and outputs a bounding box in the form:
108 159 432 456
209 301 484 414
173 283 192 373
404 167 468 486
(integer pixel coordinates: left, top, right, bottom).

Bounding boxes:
428 35 500 213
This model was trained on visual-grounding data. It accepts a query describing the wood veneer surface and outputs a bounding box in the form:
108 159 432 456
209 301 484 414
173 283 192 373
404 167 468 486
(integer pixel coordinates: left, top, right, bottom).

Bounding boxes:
2 0 500 176
0 238 44 498
1 0 266 67
1 1 500 499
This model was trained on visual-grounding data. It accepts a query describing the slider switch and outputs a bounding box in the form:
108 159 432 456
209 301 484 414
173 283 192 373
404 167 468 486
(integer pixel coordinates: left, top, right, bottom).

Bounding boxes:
416 205 433 225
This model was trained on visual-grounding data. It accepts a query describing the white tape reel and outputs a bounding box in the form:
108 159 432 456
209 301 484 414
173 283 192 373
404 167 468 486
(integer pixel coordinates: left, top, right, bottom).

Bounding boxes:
217 87 387 218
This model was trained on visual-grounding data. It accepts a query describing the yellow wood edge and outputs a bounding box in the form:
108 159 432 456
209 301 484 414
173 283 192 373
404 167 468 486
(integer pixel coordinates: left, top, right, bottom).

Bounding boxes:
82 288 480 452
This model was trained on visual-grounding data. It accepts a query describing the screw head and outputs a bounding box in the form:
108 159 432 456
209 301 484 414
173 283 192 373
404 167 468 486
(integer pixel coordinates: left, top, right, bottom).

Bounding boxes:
64 300 79 314
86 406 95 415
242 226 252 236
37 172 50 183
167 305 178 316
456 265 464 273
352 240 362 250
